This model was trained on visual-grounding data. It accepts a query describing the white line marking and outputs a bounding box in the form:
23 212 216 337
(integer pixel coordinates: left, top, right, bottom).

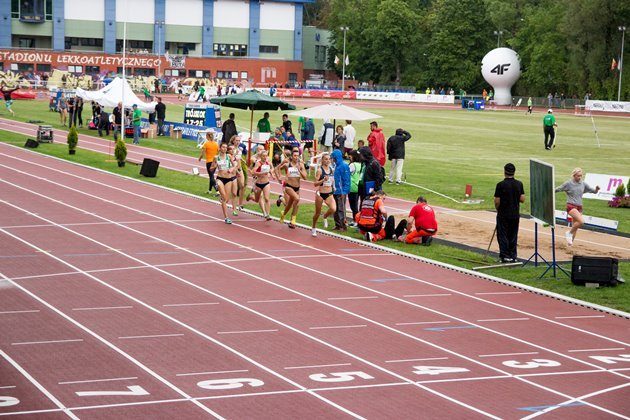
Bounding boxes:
118 334 184 340
478 352 539 358
247 299 301 303
11 339 83 346
72 306 133 311
403 293 452 297
395 321 451 326
386 357 449 363
5 154 625 417
0 348 79 419
58 377 138 385
418 375 509 385
327 296 378 301
162 302 220 307
567 348 625 353
555 315 606 319
0 309 40 314
284 363 352 370
476 317 530 322
474 291 522 295
176 370 249 377
309 325 367 330
216 329 278 335
0 386 16 389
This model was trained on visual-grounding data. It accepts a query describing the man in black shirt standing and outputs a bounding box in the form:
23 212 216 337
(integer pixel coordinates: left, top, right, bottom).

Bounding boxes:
155 97 166 136
221 113 237 143
494 163 525 263
113 102 123 141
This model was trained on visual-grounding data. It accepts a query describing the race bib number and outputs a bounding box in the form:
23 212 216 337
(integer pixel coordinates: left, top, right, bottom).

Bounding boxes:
288 167 300 178
260 164 270 174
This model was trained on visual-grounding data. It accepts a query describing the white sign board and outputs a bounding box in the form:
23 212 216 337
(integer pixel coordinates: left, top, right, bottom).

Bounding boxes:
585 100 630 113
583 173 629 200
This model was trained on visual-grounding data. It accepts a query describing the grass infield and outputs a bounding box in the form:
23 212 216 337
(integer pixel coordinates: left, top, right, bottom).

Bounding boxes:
1 129 627 313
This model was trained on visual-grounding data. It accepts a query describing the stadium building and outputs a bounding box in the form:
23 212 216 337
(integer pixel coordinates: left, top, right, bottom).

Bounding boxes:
0 0 332 85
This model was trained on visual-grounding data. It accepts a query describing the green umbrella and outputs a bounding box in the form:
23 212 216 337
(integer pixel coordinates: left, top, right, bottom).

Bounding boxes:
210 90 296 163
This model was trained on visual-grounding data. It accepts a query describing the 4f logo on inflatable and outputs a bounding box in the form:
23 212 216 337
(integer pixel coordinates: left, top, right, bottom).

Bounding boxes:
490 63 511 75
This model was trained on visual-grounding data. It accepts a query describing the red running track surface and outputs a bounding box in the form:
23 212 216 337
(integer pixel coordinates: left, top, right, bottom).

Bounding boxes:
0 143 628 419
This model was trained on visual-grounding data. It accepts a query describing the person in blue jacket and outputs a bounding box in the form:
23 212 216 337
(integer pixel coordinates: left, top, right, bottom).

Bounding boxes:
332 149 351 231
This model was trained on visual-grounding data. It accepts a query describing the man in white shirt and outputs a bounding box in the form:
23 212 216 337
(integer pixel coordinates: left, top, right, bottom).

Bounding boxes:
343 120 356 156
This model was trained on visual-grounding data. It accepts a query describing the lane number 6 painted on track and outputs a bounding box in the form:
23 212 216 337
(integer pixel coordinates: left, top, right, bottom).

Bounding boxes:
197 378 264 390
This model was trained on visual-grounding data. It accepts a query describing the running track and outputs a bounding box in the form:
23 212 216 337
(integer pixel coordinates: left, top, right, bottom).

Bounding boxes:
0 143 629 418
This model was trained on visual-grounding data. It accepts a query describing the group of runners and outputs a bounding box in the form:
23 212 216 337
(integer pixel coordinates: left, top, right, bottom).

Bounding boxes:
197 131 439 245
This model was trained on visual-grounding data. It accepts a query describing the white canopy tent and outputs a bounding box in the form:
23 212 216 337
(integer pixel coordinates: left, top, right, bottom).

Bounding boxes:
289 102 382 121
76 77 156 112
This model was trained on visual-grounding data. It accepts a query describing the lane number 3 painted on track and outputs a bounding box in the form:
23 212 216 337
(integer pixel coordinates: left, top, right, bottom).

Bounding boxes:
502 359 561 369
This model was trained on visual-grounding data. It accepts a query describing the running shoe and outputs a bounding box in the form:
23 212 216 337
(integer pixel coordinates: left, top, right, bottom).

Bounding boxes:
565 231 573 246
311 229 317 237
232 210 239 216
288 223 296 229
323 218 329 228
265 215 272 221
364 232 373 242
225 218 232 224
422 236 433 246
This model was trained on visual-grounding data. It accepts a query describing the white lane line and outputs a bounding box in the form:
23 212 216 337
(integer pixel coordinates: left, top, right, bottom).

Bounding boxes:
0 309 40 314
0 349 79 419
176 370 249 377
0 197 363 419
403 293 452 298
11 339 83 346
568 348 625 353
284 363 352 370
395 321 451 326
216 329 278 335
162 302 220 307
247 299 301 303
474 291 522 295
59 377 138 385
0 385 16 389
517 369 602 378
477 317 530 322
327 296 378 301
555 315 606 319
72 306 133 311
418 375 509 385
309 325 367 330
118 334 184 340
385 357 449 364
478 352 539 358
5 157 619 418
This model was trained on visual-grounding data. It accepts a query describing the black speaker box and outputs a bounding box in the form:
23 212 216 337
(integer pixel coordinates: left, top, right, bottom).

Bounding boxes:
571 256 619 286
140 158 160 177
24 139 39 148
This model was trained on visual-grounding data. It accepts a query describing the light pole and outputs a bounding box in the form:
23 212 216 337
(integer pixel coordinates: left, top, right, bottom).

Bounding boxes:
156 20 164 78
493 30 503 48
340 26 349 91
618 26 626 102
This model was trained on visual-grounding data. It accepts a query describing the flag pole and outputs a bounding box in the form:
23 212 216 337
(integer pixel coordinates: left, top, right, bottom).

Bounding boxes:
122 19 127 146
340 26 348 91
618 26 626 102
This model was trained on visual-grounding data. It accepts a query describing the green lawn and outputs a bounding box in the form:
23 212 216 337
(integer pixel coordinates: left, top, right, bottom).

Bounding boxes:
1 129 627 313
3 99 628 230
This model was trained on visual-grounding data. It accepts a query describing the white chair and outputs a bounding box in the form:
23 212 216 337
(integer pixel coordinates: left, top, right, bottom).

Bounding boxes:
308 153 324 176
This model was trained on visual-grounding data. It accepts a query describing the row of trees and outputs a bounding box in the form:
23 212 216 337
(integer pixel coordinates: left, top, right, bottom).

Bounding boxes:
311 0 629 99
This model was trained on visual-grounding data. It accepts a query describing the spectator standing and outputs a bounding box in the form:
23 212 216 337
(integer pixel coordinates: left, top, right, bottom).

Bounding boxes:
367 121 386 167
543 109 557 150
343 120 356 156
494 163 525 263
301 117 315 159
222 113 237 144
113 102 123 141
97 108 110 137
155 97 166 136
358 146 383 202
154 78 160 94
67 96 76 127
386 128 411 184
256 112 271 134
75 97 84 127
131 104 142 145
332 149 350 231
58 94 68 126
319 120 334 153
333 125 346 151
347 150 363 225
547 92 553 108
282 114 292 133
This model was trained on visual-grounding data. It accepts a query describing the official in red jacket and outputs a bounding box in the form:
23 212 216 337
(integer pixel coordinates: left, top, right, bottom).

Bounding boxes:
398 196 438 245
367 121 386 166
